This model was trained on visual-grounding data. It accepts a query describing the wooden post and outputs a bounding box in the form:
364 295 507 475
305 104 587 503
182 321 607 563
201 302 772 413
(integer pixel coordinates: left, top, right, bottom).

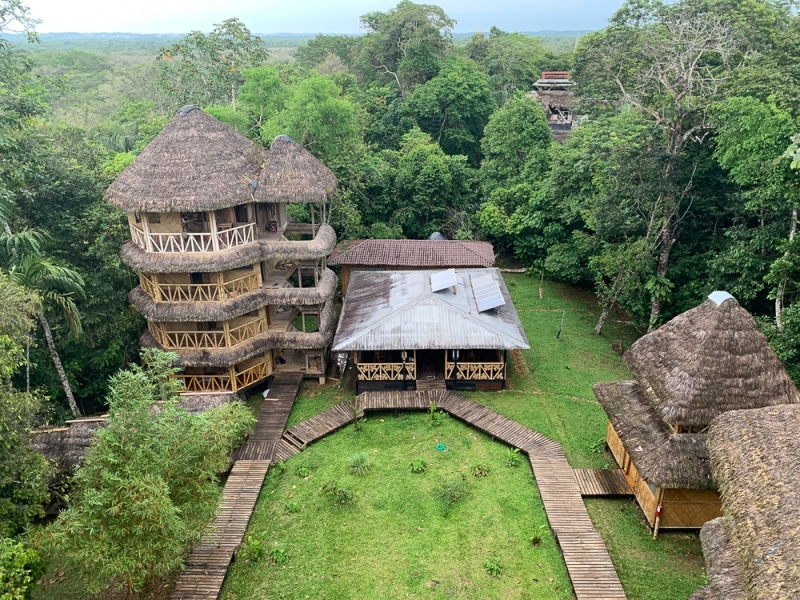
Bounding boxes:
652 488 666 539
539 270 544 300
557 310 566 339
311 204 316 236
141 213 154 252
223 321 231 347
209 211 220 252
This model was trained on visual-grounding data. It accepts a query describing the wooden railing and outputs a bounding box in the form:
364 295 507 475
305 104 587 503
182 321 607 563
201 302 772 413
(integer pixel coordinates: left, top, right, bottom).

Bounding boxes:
357 362 416 381
150 317 267 350
129 222 257 253
228 318 267 346
179 373 232 393
145 272 260 303
235 358 273 390
445 362 505 381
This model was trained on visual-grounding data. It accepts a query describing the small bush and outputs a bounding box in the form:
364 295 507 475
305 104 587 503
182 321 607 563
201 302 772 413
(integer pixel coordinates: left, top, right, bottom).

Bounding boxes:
319 479 355 505
504 448 521 467
273 460 287 474
408 458 428 474
269 546 290 564
530 524 549 546
347 452 372 476
471 463 491 477
295 463 312 478
0 538 45 600
238 535 265 564
484 555 503 577
435 475 469 516
284 501 301 514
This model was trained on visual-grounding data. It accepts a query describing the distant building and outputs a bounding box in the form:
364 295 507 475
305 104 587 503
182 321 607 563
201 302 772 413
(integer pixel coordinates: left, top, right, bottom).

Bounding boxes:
594 292 800 531
328 239 495 294
332 268 529 394
530 71 577 142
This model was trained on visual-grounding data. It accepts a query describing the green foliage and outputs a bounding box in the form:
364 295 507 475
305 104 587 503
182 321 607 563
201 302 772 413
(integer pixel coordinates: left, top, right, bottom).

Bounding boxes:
39 349 255 593
504 448 521 468
408 458 428 474
484 555 503 577
0 538 45 600
284 501 301 515
295 463 312 478
530 524 550 546
434 474 468 516
205 105 253 137
268 546 290 565
346 452 372 476
238 535 265 565
319 479 355 505
470 463 491 478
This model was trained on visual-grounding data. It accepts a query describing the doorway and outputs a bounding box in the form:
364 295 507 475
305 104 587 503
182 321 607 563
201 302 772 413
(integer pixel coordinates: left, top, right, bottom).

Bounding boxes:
415 350 445 381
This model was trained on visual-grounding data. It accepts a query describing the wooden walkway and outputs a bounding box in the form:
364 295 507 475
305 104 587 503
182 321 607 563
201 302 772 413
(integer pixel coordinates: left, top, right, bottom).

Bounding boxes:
574 469 633 497
271 390 626 600
170 373 302 600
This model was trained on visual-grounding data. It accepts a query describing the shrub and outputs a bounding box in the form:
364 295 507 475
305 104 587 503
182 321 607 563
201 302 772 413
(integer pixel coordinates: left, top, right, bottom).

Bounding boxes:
504 447 521 467
484 555 503 577
347 452 372 476
238 535 265 564
0 538 45 600
319 480 355 505
408 458 428 474
273 460 287 474
284 501 301 514
471 463 491 477
435 475 468 516
530 524 549 546
295 463 312 478
269 546 290 564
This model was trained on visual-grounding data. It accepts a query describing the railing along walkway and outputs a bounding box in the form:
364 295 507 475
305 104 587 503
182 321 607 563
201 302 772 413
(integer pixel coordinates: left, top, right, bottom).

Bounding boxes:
273 390 626 600
170 373 302 600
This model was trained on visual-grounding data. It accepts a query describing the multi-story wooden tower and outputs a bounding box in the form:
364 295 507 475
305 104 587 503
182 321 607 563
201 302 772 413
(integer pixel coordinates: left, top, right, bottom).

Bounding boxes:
106 106 338 394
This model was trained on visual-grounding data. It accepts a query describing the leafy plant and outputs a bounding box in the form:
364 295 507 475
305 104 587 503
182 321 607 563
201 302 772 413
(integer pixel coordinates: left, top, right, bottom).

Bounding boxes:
408 458 428 474
238 534 265 564
471 463 491 477
347 452 372 476
319 480 355 505
284 501 301 515
589 438 607 454
434 475 469 516
295 463 312 478
268 546 290 565
484 555 503 577
273 460 287 474
0 538 45 600
427 399 448 427
504 447 521 467
530 524 550 547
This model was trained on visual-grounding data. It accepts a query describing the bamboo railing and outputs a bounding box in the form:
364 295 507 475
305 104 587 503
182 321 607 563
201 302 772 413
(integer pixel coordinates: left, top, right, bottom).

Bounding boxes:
445 362 505 381
150 316 267 350
129 222 257 253
357 362 416 381
142 272 260 303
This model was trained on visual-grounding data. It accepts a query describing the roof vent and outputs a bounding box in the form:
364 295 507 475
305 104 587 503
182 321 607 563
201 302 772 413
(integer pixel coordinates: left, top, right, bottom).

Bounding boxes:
178 105 198 117
274 134 295 144
708 291 735 306
431 269 457 293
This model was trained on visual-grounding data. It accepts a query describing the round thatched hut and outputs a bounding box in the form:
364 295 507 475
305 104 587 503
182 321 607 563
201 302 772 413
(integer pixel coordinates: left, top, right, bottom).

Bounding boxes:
689 404 800 599
593 291 800 531
106 107 339 393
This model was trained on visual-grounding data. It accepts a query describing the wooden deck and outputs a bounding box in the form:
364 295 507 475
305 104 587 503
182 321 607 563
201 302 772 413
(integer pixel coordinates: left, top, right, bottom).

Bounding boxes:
170 373 301 600
574 469 633 497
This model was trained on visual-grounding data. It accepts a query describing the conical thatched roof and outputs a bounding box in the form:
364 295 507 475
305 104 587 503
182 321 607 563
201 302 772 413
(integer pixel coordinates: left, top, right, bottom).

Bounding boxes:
625 292 800 426
593 380 713 489
105 106 265 213
705 404 800 600
256 135 337 203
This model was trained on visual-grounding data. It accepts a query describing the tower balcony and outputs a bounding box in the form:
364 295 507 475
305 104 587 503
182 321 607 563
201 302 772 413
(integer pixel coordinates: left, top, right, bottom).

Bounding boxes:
149 312 270 351
178 353 274 394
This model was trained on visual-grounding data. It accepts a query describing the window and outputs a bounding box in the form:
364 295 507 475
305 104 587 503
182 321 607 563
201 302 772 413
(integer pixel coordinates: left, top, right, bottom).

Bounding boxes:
235 204 249 223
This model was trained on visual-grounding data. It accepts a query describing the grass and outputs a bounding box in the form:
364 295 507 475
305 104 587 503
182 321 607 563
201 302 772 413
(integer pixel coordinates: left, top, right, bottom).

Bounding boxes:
222 413 572 600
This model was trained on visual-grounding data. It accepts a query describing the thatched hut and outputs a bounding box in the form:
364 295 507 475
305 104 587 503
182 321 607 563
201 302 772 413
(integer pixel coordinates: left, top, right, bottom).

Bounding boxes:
530 71 578 142
106 107 339 392
690 404 800 599
594 291 800 530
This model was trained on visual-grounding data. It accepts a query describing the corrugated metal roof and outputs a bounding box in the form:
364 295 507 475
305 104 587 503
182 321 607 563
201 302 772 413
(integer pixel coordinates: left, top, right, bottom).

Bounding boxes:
327 239 495 268
332 269 530 351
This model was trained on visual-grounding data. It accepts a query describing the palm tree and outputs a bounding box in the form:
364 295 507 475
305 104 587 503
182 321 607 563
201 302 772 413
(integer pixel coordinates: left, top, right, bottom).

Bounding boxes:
7 253 85 416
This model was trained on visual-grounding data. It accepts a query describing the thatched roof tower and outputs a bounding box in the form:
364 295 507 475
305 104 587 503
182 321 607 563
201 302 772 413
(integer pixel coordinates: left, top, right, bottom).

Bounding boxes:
105 106 265 213
256 135 337 203
625 291 800 426
695 404 800 599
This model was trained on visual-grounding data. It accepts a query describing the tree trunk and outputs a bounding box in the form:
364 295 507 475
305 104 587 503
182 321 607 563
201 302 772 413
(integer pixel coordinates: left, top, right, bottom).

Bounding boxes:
648 223 675 332
26 341 30 393
38 312 81 416
594 270 628 335
776 205 798 333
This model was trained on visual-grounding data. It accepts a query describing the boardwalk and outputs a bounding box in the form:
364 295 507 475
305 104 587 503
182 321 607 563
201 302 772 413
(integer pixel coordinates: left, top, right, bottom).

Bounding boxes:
574 468 633 497
170 373 301 600
271 390 626 600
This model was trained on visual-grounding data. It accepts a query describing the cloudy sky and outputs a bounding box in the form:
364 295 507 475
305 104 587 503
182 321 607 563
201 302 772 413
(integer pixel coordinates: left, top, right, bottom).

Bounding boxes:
24 0 626 34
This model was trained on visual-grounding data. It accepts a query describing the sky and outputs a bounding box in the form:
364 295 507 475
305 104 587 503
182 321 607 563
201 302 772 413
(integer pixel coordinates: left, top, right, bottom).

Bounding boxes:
24 0 626 34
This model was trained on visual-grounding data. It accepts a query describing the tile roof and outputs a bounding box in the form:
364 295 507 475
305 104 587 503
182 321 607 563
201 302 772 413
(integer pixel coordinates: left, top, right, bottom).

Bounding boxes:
327 239 495 268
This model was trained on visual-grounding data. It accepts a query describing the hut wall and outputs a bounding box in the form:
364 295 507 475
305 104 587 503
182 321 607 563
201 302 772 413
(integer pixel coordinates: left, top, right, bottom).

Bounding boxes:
341 266 350 295
160 272 191 285
148 212 183 234
660 488 722 529
606 421 627 468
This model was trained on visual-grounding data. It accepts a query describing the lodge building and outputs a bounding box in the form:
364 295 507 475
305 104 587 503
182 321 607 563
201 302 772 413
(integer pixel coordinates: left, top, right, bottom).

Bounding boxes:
106 106 338 394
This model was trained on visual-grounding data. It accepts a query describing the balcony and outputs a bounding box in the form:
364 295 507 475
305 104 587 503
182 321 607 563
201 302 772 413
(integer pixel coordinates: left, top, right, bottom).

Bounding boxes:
140 271 261 303
179 354 274 393
357 362 416 381
445 361 505 381
149 314 268 350
130 221 257 254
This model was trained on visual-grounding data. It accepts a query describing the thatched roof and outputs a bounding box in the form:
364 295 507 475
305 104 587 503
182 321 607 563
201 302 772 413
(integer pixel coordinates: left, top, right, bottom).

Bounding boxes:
130 268 337 322
706 404 800 599
625 292 800 426
121 223 337 273
696 518 747 600
256 135 337 204
142 300 337 368
29 419 104 476
328 239 495 268
593 380 713 489
688 587 714 600
105 106 265 213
